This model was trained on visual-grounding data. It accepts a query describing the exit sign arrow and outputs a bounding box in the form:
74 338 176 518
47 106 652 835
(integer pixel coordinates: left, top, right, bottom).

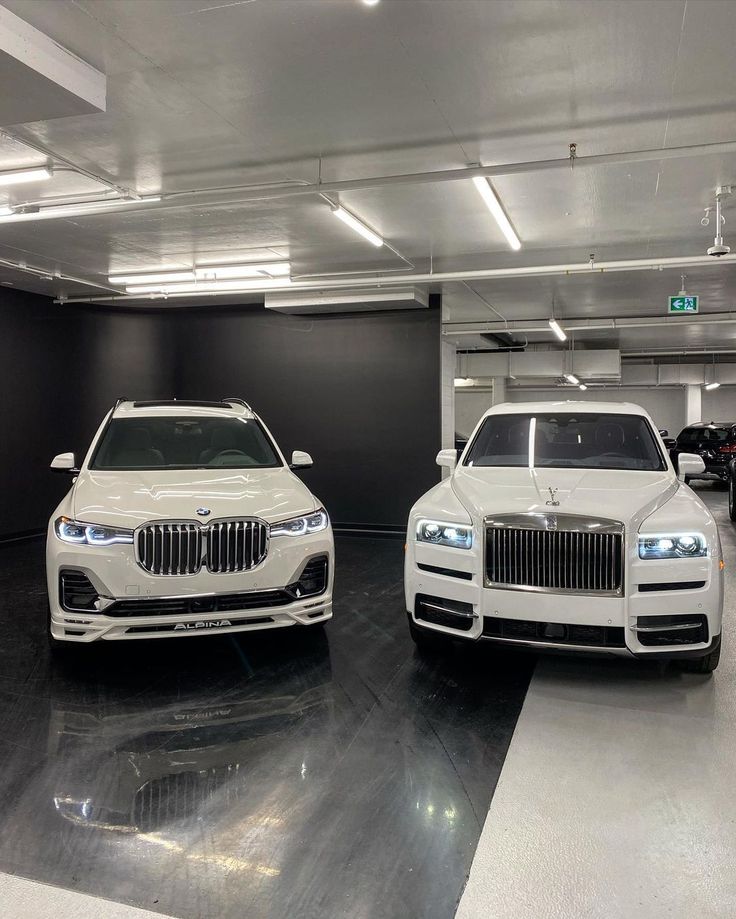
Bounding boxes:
668 295 699 314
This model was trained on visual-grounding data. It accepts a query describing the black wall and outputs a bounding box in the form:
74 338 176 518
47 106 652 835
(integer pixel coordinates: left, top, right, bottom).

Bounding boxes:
0 293 441 538
174 302 442 530
0 289 174 539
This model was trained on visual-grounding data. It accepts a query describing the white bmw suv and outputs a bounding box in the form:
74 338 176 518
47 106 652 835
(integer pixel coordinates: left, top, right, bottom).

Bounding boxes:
47 399 334 646
406 401 724 673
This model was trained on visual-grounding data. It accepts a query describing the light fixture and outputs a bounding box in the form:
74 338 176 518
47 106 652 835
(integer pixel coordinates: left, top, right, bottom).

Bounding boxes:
0 166 53 187
331 205 383 247
705 381 720 390
124 278 292 295
362 0 381 5
579 384 587 391
0 206 13 217
548 319 567 341
472 176 521 250
0 195 161 222
111 261 291 287
564 373 579 385
194 261 290 280
110 270 196 285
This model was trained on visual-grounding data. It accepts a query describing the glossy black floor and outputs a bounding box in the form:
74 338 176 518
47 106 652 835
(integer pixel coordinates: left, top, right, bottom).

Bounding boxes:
0 536 534 919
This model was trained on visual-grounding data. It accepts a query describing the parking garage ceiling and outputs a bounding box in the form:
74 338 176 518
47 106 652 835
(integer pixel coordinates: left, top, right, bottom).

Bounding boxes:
0 0 735 352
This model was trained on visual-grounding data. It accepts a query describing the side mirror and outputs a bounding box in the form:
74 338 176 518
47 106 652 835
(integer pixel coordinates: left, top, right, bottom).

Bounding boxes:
50 452 79 474
658 429 669 437
677 452 705 481
290 450 313 470
436 448 458 472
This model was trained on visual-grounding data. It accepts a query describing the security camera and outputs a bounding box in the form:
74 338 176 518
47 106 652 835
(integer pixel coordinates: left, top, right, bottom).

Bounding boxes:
707 242 731 257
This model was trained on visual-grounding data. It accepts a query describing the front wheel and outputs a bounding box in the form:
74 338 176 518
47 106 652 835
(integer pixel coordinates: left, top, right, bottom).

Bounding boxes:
677 643 721 674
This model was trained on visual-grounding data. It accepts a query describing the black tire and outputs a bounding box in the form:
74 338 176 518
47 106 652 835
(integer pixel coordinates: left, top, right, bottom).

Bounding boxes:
407 615 451 654
729 477 736 521
677 643 721 674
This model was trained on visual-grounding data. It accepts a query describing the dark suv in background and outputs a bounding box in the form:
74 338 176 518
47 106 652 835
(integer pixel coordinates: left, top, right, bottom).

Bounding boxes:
672 422 736 488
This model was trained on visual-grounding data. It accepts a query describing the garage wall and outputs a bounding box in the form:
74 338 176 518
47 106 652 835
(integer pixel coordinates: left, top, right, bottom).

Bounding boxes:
173 303 442 531
702 386 736 422
457 386 688 440
0 291 174 539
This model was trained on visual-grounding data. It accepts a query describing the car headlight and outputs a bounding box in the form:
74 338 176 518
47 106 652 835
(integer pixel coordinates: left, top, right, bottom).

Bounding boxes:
416 519 473 549
270 509 329 537
54 517 134 546
638 533 707 559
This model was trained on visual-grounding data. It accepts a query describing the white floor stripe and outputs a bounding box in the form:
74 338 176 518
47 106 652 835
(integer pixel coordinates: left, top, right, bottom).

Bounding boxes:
456 650 736 919
1 871 176 919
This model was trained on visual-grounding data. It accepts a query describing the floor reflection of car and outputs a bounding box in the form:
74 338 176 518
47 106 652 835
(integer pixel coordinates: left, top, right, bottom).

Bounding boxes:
671 421 736 484
48 660 333 835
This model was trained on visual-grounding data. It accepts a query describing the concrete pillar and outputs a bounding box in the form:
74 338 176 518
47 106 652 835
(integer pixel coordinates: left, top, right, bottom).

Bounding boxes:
685 384 702 425
492 376 507 405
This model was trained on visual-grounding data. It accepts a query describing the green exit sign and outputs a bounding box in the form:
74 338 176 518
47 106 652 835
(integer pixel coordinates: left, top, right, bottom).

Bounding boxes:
669 295 699 314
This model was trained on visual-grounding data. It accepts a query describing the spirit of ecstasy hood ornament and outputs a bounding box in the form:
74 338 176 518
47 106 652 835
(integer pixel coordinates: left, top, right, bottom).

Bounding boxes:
545 487 560 507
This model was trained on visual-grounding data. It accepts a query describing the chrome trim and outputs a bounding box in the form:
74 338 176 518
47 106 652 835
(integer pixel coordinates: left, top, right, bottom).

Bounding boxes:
480 635 632 654
633 621 703 633
418 600 478 620
484 512 625 597
134 516 269 576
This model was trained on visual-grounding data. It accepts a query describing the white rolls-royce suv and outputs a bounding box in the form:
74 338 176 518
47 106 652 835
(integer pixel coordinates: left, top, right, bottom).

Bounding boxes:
405 401 724 673
47 399 333 646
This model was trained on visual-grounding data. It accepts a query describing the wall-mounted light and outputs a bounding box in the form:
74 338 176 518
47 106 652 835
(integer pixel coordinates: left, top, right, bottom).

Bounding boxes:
0 166 53 187
705 381 721 390
548 319 567 341
331 205 383 247
472 176 521 250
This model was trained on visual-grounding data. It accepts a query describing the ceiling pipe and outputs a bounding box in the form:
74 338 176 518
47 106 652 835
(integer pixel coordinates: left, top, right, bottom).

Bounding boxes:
6 138 736 224
0 256 120 293
56 252 736 304
446 311 736 336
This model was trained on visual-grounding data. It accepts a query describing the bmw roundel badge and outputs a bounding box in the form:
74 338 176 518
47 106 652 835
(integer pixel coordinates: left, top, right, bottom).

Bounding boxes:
196 507 211 517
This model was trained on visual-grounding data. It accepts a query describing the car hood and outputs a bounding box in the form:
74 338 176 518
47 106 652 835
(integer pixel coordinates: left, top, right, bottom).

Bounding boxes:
452 466 678 528
71 467 319 529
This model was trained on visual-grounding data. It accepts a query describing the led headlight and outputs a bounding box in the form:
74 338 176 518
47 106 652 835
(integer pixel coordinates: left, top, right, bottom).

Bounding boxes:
638 533 707 559
416 519 473 549
54 517 134 546
270 509 329 537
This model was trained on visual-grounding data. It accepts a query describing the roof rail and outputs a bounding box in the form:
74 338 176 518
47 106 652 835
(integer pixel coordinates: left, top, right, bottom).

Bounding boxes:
223 397 252 411
112 397 128 412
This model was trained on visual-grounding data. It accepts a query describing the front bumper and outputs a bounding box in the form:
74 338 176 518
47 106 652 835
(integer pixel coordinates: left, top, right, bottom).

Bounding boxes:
405 540 723 660
47 526 334 642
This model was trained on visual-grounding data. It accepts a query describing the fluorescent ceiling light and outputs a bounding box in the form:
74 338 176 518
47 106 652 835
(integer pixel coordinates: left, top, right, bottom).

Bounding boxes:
579 384 587 391
332 205 383 247
362 0 381 5
110 261 290 286
194 261 290 280
0 166 53 187
0 195 161 222
125 278 292 296
705 381 721 390
472 176 521 250
110 270 196 285
0 206 13 217
548 319 567 341
564 373 579 385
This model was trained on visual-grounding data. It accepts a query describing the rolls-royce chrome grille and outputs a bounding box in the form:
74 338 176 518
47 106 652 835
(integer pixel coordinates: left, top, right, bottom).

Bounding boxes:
485 513 624 596
136 519 268 576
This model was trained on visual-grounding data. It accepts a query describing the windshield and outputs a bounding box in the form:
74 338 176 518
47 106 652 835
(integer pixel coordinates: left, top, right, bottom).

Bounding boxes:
677 426 731 444
90 417 282 470
463 412 666 471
